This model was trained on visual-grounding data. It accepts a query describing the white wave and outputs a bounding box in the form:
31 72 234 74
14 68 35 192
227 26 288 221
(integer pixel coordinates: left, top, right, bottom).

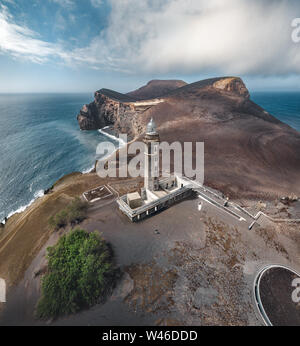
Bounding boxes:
82 165 94 174
98 128 127 147
95 128 128 168
34 190 44 199
2 189 45 224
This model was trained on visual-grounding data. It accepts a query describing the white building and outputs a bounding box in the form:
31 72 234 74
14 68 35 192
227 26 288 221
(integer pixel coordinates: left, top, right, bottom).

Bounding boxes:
117 118 194 222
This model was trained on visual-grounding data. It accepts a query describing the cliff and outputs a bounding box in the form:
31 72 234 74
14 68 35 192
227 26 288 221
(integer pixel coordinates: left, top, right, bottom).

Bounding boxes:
77 77 300 199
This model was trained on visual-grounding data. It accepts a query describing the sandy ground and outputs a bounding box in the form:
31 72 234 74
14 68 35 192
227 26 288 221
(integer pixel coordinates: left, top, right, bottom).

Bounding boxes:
1 179 300 326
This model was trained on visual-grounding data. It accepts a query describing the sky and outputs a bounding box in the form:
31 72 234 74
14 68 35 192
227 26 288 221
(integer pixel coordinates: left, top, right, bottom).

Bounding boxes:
0 0 300 93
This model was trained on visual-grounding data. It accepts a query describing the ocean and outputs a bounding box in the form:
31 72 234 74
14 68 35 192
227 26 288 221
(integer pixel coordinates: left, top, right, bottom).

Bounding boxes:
0 92 299 223
251 92 300 131
0 93 120 223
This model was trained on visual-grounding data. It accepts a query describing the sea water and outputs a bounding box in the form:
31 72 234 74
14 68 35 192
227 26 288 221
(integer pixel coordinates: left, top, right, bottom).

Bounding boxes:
0 93 120 223
251 92 300 132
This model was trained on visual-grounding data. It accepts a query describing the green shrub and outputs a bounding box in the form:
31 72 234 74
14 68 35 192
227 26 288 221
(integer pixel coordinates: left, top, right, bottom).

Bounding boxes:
36 229 117 319
67 197 88 225
49 197 88 230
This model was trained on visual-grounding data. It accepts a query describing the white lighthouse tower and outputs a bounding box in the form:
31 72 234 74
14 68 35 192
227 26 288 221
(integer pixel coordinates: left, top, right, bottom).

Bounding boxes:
144 118 160 191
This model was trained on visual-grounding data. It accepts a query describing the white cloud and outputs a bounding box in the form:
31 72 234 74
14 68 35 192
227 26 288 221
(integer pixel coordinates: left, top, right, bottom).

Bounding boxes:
0 4 68 63
1 0 300 76
85 0 300 76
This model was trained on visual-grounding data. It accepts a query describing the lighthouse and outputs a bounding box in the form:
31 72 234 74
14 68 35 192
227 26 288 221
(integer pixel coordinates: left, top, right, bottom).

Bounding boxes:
116 117 192 221
144 118 160 191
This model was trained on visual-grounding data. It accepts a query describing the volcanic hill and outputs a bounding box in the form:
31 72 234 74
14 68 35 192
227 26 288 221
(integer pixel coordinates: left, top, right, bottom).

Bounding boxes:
126 79 187 100
77 77 300 199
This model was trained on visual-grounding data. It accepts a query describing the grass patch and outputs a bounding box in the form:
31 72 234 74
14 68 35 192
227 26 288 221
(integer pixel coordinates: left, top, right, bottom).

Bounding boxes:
36 229 118 319
49 197 88 230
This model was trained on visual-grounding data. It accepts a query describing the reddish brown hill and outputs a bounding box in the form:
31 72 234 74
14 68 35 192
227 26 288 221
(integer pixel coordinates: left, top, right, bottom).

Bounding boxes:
126 79 187 100
77 77 300 199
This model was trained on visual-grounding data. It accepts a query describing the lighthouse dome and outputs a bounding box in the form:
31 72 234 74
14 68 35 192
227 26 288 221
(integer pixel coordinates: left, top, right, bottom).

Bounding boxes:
146 118 157 134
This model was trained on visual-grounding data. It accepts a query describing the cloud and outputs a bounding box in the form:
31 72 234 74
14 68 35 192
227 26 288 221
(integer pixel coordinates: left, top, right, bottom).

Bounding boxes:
1 0 300 76
0 4 68 63
0 4 111 69
83 0 300 76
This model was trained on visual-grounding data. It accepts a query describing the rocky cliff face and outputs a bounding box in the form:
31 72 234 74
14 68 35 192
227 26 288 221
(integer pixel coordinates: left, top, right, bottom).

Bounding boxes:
212 77 250 98
77 90 155 138
77 80 189 136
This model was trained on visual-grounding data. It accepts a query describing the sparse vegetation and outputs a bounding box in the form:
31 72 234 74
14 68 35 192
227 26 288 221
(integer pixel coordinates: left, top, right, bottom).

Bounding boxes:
49 197 88 230
255 226 289 259
36 229 118 319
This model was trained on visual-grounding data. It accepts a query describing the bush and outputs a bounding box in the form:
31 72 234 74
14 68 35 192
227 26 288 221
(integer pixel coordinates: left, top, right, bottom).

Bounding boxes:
49 210 68 229
67 197 88 225
49 197 88 230
36 229 117 319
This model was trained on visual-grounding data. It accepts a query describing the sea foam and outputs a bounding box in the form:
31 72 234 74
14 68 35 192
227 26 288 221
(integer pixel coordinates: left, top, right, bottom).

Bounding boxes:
98 128 127 146
2 190 45 224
